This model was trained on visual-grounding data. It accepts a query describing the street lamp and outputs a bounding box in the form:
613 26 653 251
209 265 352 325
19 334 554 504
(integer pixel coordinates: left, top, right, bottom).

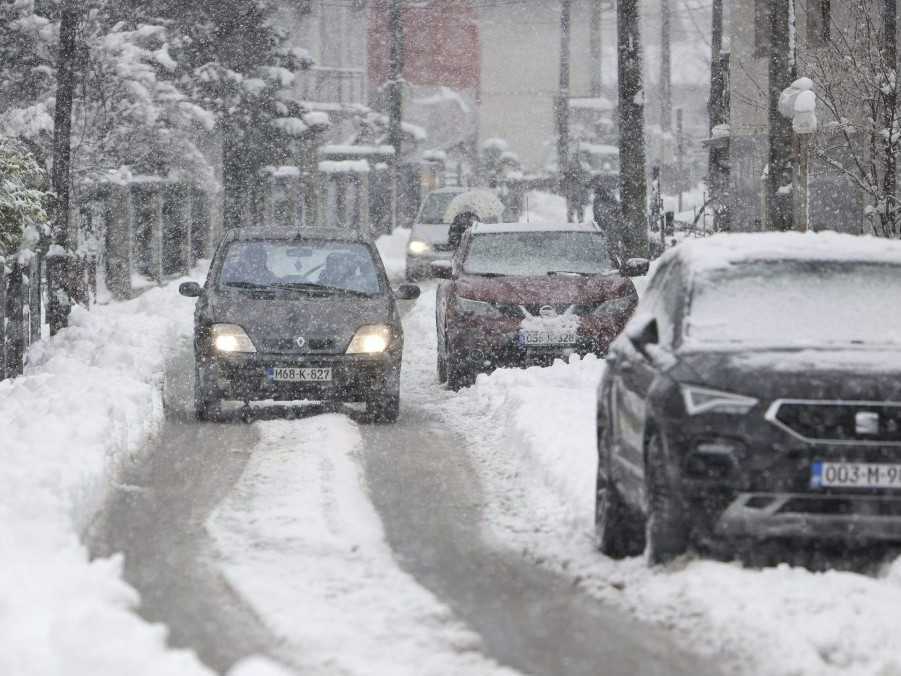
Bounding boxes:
779 77 818 232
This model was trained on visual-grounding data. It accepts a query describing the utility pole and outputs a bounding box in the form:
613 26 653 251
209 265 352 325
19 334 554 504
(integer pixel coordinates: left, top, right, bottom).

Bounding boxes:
590 0 603 98
676 108 685 212
767 0 796 231
48 0 79 335
558 0 573 221
883 0 898 233
388 0 404 232
660 0 672 193
617 0 649 259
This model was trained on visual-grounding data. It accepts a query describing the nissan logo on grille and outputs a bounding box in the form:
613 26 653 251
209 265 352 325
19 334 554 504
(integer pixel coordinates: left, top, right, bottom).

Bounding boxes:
295 336 306 349
855 411 880 436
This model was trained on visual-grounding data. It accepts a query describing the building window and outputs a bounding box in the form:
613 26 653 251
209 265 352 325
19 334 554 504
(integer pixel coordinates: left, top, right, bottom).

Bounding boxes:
808 0 831 47
754 0 770 58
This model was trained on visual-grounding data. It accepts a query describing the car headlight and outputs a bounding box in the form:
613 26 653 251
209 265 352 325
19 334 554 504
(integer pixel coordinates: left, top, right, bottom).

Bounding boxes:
591 296 636 318
211 324 256 353
408 240 431 255
456 296 505 319
681 384 758 416
347 324 393 354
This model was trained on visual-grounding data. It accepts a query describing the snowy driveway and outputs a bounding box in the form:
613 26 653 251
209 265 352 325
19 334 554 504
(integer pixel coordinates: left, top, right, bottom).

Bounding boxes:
87 282 714 676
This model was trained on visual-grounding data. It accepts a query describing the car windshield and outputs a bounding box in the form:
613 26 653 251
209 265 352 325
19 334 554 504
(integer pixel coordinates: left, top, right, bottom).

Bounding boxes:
218 239 383 296
686 261 901 348
418 192 460 223
462 231 614 276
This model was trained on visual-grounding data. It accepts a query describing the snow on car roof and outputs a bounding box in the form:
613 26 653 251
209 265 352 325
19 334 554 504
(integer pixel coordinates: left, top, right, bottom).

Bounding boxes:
471 222 601 235
669 231 901 273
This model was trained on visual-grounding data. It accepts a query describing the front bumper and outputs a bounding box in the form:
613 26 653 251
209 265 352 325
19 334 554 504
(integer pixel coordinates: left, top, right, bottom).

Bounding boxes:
716 492 901 542
662 412 901 544
201 351 400 402
448 318 618 371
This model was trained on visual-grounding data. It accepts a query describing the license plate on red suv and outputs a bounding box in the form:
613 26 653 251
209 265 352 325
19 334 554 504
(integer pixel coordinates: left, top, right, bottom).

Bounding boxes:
811 461 901 489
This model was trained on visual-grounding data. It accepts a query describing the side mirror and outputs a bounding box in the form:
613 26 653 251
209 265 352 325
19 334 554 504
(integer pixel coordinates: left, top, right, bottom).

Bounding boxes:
622 257 650 277
625 316 658 355
430 260 454 279
395 283 421 300
179 281 203 298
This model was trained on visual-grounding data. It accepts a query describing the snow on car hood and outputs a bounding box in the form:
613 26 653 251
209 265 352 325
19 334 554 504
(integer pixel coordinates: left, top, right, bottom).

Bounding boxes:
410 223 451 244
455 273 636 305
674 348 901 401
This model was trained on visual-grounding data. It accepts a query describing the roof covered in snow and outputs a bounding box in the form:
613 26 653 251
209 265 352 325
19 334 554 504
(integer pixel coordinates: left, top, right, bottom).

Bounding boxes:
472 222 601 235
668 232 901 274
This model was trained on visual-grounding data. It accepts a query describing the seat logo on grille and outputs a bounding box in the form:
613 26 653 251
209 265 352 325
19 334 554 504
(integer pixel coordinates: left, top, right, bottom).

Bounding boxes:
855 411 880 436
539 305 557 318
295 336 306 349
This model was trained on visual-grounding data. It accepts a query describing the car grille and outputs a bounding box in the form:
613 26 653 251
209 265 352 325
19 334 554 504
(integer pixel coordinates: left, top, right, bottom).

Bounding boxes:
767 400 901 445
432 243 454 252
257 337 339 354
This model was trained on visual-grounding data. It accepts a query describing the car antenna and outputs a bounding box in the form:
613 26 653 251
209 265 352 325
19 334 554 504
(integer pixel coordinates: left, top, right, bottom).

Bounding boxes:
525 194 530 224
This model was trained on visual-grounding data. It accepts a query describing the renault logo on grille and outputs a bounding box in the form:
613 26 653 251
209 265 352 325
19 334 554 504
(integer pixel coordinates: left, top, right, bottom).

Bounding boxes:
855 411 880 436
539 305 557 318
295 336 306 349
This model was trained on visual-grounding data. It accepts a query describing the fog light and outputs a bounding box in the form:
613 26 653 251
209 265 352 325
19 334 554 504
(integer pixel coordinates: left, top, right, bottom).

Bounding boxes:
408 240 430 255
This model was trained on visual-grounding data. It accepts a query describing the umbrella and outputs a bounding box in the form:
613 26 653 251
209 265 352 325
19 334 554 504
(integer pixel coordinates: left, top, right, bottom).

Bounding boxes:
443 189 505 224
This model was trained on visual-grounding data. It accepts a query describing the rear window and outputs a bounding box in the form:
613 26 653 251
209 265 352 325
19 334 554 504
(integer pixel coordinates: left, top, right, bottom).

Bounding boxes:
217 239 383 295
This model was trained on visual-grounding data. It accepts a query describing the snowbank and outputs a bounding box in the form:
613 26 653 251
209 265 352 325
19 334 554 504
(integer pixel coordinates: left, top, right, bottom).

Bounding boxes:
0 278 215 675
207 418 518 676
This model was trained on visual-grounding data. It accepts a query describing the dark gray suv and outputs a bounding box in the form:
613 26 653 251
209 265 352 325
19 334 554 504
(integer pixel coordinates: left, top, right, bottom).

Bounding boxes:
179 227 419 422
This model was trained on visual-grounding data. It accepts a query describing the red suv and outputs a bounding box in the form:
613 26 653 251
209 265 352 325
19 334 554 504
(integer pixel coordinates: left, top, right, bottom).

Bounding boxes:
434 222 648 389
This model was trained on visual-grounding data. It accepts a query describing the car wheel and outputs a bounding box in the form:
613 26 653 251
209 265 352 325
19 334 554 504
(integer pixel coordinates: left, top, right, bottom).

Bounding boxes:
367 385 400 423
446 350 473 391
194 363 221 422
644 433 690 565
595 428 643 557
437 349 448 383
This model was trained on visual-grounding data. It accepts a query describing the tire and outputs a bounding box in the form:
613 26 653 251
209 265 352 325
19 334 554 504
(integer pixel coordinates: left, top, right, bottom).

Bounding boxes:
194 363 221 422
367 388 400 423
595 427 643 557
446 350 473 391
437 348 448 384
644 433 690 565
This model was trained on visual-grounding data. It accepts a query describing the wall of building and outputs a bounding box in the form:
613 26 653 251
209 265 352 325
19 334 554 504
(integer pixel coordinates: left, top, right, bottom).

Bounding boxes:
275 0 369 106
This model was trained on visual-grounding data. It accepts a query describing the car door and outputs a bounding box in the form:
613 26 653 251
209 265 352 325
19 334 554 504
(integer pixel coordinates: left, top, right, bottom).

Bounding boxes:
608 260 673 505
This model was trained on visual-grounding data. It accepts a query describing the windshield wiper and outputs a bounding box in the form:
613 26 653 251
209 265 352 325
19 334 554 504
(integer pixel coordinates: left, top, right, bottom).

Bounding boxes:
269 282 374 298
223 281 272 290
469 272 507 278
547 270 591 277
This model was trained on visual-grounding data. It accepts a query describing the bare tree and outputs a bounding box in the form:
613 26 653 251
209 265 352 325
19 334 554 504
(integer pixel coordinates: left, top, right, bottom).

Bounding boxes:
806 0 901 236
48 1 79 335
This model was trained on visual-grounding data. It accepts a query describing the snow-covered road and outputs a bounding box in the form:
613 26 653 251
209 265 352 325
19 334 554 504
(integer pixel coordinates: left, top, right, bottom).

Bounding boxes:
18 216 901 675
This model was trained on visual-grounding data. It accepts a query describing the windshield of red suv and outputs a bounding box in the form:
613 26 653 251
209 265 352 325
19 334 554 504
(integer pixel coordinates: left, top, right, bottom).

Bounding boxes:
686 261 901 348
462 231 614 276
